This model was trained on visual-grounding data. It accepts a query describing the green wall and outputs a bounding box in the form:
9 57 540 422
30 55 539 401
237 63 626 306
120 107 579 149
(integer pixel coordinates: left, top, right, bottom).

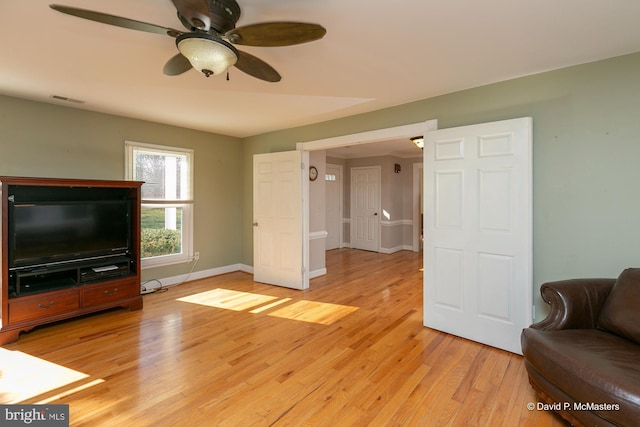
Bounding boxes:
242 52 640 320
3 51 640 321
0 96 243 283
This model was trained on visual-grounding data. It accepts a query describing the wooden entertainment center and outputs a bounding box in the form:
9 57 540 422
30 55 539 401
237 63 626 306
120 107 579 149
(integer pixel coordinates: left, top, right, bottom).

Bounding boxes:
0 177 143 344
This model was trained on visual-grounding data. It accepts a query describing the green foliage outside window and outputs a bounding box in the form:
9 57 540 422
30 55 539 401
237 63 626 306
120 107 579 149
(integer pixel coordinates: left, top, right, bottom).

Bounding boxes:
140 207 182 258
141 228 181 258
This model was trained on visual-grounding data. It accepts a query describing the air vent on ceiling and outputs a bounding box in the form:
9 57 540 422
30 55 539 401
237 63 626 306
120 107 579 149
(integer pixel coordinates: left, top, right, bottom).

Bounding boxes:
51 95 85 104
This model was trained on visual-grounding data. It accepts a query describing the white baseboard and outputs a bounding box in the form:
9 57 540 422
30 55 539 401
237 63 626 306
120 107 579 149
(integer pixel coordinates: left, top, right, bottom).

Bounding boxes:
309 268 327 279
141 263 252 293
239 264 253 274
141 263 332 294
379 245 414 254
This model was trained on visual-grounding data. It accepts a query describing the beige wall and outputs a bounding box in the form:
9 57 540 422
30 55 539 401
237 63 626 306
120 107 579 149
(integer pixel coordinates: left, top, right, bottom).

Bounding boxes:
335 155 422 252
0 95 243 283
308 150 327 274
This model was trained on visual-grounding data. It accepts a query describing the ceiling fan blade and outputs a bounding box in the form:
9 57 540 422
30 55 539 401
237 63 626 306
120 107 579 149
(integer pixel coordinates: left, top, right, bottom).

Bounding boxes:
163 53 192 76
234 51 281 82
226 22 326 47
49 5 182 37
171 0 211 31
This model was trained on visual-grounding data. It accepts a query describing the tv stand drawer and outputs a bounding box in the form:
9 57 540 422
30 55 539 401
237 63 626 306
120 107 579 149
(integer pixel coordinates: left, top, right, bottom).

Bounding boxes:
9 291 80 323
83 280 138 307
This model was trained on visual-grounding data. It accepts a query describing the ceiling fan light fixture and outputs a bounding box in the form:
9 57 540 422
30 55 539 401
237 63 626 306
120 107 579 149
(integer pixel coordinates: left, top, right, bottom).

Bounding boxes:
176 33 238 77
411 136 424 149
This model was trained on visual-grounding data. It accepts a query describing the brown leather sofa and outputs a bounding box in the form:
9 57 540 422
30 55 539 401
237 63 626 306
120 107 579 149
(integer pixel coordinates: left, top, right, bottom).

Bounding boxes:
521 268 640 426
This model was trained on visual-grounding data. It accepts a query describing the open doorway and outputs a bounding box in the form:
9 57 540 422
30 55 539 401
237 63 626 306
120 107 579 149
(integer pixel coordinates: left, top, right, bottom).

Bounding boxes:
298 120 436 275
296 117 532 355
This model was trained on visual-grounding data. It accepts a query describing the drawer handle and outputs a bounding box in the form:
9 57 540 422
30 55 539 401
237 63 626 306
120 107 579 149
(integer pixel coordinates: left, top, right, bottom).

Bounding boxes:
104 288 119 296
38 301 56 309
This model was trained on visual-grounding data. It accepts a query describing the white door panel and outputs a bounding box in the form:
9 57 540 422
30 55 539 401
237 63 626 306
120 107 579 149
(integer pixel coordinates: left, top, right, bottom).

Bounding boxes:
424 117 532 354
253 151 308 289
350 167 380 252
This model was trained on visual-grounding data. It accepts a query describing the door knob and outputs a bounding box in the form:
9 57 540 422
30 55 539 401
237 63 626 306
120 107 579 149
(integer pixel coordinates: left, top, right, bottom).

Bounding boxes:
253 222 259 227
374 212 378 216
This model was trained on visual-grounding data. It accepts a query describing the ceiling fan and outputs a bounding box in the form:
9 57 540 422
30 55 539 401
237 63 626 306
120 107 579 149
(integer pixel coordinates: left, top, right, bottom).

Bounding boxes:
49 0 327 82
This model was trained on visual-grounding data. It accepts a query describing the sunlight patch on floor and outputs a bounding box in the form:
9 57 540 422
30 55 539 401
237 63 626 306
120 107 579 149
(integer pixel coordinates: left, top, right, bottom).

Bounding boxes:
268 300 359 325
177 288 278 311
0 348 90 403
177 289 359 325
36 379 105 404
249 298 292 313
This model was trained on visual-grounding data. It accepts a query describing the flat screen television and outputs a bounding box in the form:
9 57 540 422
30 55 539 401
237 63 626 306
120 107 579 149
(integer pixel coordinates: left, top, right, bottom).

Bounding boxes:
9 200 131 268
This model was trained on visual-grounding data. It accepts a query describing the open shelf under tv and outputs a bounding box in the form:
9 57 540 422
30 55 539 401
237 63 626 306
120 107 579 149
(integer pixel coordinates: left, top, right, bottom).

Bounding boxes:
10 254 132 297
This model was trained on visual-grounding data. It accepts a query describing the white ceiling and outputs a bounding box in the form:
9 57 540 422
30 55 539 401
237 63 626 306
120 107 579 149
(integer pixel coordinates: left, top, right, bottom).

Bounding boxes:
2 0 640 147
325 138 423 159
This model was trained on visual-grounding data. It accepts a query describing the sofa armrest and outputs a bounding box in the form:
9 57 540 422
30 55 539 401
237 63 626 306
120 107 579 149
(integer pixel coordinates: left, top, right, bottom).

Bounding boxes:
530 278 615 331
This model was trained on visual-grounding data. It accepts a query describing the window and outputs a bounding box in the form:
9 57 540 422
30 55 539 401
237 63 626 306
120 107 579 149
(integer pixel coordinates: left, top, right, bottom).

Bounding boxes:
125 141 194 268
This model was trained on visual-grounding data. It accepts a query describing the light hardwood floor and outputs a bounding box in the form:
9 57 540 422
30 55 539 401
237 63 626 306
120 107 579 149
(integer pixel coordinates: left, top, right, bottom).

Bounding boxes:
2 249 567 426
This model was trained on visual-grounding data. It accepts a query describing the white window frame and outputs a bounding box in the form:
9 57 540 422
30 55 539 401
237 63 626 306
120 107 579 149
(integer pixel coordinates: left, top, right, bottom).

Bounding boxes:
125 141 194 268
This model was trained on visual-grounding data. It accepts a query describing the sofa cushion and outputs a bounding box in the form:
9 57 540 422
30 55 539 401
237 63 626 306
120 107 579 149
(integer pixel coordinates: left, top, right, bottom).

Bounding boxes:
521 328 640 426
597 268 640 344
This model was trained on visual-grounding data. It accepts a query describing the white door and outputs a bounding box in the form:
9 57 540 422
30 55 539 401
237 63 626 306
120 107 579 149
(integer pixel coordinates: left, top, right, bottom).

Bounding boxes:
253 151 309 289
350 166 380 252
423 117 532 354
325 164 343 250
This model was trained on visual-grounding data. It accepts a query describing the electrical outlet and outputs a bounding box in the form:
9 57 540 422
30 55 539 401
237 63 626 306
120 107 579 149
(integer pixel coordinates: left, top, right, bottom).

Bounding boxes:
194 252 200 260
